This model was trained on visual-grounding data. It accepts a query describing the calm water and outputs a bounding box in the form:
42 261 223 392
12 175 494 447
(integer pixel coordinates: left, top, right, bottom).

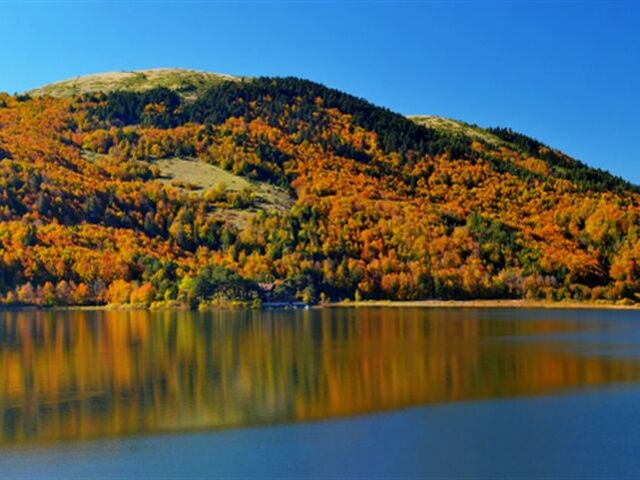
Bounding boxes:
1 307 640 478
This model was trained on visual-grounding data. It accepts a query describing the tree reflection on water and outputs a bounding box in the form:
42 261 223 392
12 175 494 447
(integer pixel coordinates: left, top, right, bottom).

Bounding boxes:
1 307 639 445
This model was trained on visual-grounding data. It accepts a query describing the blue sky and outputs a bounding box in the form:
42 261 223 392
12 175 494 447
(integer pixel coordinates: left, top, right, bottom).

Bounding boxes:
1 1 639 184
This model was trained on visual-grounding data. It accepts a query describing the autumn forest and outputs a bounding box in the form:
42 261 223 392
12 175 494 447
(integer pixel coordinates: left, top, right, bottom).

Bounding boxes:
0 72 639 307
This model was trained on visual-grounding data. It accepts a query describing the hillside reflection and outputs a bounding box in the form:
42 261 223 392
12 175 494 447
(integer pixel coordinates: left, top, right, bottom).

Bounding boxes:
1 308 640 445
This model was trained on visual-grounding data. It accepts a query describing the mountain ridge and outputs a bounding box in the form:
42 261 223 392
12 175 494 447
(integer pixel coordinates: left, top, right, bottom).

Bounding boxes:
26 69 639 191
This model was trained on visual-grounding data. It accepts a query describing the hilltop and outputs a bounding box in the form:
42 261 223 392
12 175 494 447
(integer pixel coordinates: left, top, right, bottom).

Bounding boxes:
0 71 638 307
28 68 240 99
410 115 505 146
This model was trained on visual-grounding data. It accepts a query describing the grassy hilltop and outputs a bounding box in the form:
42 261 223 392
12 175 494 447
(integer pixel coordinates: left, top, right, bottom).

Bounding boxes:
28 68 240 99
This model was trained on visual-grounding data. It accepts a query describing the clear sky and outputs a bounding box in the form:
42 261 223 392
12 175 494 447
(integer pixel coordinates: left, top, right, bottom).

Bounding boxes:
1 1 639 184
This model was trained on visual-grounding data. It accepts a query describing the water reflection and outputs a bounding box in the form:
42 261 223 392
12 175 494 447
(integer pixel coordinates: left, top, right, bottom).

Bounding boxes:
1 307 640 445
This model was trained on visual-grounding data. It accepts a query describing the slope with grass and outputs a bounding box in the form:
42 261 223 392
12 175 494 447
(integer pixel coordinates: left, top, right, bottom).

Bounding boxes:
410 115 504 146
28 68 239 99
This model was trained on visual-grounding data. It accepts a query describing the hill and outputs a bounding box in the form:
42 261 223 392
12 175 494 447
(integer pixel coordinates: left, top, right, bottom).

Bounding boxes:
0 72 638 307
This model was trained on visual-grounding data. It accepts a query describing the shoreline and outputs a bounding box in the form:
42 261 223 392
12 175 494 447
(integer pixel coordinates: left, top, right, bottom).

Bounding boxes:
0 299 638 312
325 299 640 310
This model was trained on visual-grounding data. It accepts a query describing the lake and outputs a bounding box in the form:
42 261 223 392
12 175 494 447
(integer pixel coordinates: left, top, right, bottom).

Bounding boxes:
1 307 640 478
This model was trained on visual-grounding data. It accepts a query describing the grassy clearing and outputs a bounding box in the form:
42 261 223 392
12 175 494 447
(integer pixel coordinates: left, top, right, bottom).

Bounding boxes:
154 157 294 228
410 115 504 146
29 68 241 99
155 157 251 191
82 150 293 230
